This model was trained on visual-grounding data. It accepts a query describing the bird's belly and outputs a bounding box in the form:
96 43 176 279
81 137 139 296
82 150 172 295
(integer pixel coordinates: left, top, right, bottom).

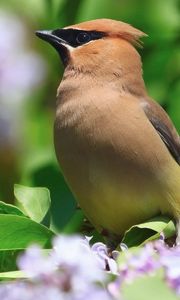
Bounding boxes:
55 136 163 235
75 161 161 235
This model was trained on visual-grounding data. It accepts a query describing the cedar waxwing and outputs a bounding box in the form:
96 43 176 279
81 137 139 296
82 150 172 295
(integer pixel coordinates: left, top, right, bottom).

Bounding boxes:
36 19 180 248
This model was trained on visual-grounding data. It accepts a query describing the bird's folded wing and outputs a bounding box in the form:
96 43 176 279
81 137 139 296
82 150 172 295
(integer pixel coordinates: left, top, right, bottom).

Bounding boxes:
141 98 180 165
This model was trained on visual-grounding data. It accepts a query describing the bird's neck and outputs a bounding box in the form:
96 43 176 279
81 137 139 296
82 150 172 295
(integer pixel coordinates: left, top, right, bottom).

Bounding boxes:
56 50 147 129
59 64 147 100
119 63 147 97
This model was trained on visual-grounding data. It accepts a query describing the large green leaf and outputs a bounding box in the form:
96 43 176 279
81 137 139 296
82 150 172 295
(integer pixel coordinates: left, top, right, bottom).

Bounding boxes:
0 214 54 250
122 216 176 248
0 214 54 272
122 274 178 300
14 184 51 224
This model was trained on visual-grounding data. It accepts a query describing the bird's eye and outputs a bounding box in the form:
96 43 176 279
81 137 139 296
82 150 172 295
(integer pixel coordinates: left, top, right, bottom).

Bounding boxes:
76 32 91 44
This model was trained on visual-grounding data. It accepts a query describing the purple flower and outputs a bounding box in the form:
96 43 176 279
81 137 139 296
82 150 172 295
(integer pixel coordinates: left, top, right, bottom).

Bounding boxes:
0 9 46 146
108 278 122 298
127 243 159 274
117 243 160 283
17 245 56 278
159 245 180 295
0 282 113 300
0 10 46 105
52 235 105 285
77 287 113 300
4 233 180 299
91 242 119 274
16 235 111 300
0 282 64 300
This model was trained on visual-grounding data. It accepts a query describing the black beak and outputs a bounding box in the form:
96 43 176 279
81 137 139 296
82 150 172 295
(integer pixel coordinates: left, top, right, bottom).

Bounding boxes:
35 30 69 66
35 30 67 47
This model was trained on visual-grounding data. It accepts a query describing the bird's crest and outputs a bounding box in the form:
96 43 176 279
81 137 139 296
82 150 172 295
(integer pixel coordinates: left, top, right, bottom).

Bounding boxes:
66 18 147 47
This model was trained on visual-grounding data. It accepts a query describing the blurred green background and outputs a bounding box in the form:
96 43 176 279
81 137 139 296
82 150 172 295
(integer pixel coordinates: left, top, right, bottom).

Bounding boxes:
0 0 179 232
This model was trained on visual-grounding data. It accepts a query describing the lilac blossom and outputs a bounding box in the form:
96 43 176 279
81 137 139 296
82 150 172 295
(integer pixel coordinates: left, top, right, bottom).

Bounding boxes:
0 10 46 145
110 239 180 297
4 235 113 300
0 283 64 300
0 10 45 104
51 235 106 294
159 245 180 295
0 283 112 300
124 243 160 275
91 242 119 274
17 245 56 278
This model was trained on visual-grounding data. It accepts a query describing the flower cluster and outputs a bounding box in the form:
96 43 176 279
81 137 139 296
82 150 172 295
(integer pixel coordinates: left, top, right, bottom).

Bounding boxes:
110 238 180 297
0 236 113 300
0 235 179 299
157 241 180 295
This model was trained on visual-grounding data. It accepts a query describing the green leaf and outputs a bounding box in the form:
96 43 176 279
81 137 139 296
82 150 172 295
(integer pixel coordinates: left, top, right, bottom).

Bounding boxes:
0 250 21 273
0 201 25 217
0 215 54 272
22 162 77 230
122 216 176 248
0 270 26 280
14 184 51 224
0 214 54 250
122 274 178 300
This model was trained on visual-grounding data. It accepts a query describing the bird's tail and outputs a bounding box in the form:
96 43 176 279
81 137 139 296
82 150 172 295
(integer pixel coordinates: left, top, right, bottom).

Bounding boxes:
159 162 180 220
166 164 180 218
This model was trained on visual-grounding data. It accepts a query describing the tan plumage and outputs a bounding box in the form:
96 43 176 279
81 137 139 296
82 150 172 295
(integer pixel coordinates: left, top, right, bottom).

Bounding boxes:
36 19 180 246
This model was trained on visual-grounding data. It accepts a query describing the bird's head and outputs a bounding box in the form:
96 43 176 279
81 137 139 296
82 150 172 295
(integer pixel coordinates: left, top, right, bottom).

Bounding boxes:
36 19 146 79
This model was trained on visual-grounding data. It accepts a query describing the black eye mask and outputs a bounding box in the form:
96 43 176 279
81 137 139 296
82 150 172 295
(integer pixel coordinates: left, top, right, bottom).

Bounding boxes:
51 28 106 47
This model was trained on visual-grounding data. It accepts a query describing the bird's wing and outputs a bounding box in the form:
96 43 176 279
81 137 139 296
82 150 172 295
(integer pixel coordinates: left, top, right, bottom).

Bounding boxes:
141 98 180 165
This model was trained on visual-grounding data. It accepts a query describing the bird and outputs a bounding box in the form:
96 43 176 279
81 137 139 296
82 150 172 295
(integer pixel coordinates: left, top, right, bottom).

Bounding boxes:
36 19 180 249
